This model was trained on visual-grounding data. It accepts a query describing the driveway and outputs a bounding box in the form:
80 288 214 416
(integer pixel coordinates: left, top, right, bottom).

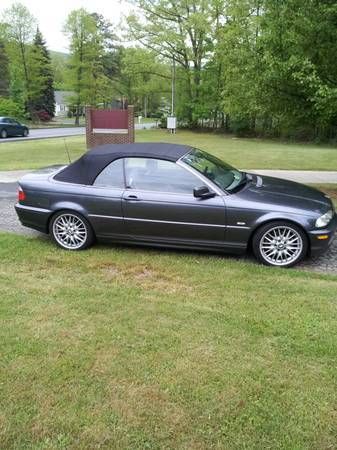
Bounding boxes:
0 123 157 143
1 172 336 274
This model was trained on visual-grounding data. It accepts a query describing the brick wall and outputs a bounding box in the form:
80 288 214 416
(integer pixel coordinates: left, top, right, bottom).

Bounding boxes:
85 105 135 149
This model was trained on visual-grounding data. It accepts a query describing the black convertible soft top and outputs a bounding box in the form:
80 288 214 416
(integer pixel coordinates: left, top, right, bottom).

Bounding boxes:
54 142 193 185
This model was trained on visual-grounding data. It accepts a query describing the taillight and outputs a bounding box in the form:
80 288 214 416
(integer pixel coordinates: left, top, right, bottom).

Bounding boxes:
18 187 26 202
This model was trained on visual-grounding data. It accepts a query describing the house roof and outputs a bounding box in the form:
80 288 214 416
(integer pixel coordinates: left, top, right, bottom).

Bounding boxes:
53 143 193 185
54 91 74 105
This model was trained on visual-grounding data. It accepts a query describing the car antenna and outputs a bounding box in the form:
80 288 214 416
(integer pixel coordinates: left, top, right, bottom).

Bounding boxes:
63 138 72 164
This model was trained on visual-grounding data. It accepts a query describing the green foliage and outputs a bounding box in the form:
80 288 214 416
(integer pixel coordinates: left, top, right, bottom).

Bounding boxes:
128 0 337 140
2 2 37 113
29 28 55 119
128 0 218 126
50 51 69 90
117 48 170 117
63 9 118 124
0 40 10 97
216 0 337 140
0 97 24 117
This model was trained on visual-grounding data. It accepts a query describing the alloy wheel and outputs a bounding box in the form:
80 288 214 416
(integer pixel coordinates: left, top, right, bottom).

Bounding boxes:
259 225 303 266
52 213 88 250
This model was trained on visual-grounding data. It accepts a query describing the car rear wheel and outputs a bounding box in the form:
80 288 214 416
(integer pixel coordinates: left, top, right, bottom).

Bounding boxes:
22 128 29 137
252 221 308 267
0 129 7 138
50 211 94 250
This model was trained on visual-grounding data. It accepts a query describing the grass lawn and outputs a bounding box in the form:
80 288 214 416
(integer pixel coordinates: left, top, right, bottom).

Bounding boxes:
1 232 337 448
1 129 337 171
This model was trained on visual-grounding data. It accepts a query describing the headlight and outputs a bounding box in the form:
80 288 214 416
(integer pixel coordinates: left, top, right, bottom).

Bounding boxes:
315 210 333 228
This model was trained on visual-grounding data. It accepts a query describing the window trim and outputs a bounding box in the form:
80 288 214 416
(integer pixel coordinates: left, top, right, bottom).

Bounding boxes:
123 156 211 196
88 156 225 196
93 157 125 189
177 160 224 196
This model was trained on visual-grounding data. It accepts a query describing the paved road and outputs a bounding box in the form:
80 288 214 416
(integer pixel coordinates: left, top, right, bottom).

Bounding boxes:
247 169 337 184
0 123 157 143
1 178 336 274
0 127 85 143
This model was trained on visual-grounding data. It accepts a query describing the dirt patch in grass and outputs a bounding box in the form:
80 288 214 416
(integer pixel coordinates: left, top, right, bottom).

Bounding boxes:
98 261 194 295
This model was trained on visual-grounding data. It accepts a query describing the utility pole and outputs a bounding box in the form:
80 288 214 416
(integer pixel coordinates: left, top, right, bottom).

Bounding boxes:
171 58 175 116
169 58 176 133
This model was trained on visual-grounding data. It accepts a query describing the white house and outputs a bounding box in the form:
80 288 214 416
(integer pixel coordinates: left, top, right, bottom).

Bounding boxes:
55 91 73 117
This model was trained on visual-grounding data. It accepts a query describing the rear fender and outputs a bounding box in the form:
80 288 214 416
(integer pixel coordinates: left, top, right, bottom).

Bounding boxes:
50 201 89 218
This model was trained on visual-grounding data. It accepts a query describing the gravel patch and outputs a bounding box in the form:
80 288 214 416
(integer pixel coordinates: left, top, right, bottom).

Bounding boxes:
299 235 337 275
0 198 42 237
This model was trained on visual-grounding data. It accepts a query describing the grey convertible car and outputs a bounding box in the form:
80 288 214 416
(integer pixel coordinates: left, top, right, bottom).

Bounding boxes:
15 143 336 267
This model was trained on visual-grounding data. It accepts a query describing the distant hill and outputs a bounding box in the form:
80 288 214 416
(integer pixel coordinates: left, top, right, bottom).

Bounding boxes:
50 50 70 60
50 51 70 91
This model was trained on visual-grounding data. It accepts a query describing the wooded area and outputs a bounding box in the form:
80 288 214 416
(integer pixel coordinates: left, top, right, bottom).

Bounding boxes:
0 0 336 140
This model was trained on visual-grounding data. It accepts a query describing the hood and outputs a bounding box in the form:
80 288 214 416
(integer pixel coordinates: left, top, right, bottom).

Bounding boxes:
241 174 332 215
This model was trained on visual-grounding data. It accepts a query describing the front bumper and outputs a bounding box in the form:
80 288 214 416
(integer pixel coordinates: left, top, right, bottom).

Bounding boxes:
15 203 52 233
308 212 337 256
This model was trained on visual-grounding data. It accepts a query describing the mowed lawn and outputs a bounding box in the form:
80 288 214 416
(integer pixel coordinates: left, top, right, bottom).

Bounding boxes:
1 129 337 170
1 232 337 449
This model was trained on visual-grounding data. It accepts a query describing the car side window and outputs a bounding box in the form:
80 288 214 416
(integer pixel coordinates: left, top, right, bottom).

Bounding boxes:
124 158 202 194
94 159 125 188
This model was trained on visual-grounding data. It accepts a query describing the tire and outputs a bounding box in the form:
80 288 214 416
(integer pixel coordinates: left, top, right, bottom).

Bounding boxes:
252 220 308 268
22 128 29 137
50 211 94 250
0 129 8 138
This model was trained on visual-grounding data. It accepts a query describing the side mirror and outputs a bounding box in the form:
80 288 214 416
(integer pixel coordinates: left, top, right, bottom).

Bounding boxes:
193 185 215 199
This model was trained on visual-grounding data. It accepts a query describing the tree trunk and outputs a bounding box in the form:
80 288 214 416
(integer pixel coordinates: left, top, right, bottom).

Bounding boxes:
75 104 80 126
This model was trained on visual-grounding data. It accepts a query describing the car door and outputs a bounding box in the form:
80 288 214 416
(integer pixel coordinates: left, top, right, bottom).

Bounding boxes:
11 120 22 135
122 157 227 248
3 118 14 136
84 158 126 238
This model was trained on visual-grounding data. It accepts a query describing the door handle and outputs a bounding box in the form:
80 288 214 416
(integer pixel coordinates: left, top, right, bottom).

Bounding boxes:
124 195 141 201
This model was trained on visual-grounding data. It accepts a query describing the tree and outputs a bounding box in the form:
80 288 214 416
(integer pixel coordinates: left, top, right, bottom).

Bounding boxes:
2 2 37 114
64 9 108 125
29 28 55 119
0 40 10 97
117 48 171 117
51 51 69 90
127 0 218 126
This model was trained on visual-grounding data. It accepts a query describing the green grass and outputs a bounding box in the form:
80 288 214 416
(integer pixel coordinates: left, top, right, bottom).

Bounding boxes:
1 129 337 171
1 232 337 448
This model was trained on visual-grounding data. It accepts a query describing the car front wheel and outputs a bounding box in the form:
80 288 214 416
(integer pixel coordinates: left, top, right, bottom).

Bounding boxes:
0 129 8 138
50 211 94 250
22 128 29 137
252 221 308 267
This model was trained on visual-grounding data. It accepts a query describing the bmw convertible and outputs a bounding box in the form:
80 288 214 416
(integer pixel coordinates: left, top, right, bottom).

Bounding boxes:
15 143 337 267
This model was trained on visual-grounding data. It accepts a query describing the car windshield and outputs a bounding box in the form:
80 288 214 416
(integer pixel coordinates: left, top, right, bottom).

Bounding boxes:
181 149 244 192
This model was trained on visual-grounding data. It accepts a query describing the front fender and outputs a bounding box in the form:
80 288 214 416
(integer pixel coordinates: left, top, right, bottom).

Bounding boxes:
252 211 313 232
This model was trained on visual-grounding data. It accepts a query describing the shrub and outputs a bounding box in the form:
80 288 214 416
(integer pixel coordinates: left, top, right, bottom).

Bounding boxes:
0 97 24 118
35 110 52 122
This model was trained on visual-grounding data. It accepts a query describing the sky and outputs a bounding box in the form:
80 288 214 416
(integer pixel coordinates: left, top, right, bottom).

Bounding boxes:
0 0 133 52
